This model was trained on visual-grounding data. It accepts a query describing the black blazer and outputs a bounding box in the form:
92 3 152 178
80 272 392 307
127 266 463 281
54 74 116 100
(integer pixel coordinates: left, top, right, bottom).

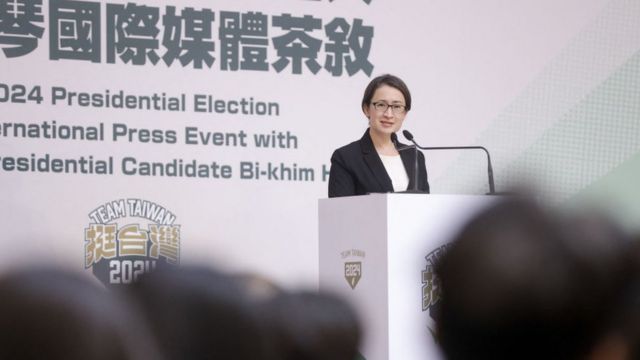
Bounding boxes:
328 129 429 198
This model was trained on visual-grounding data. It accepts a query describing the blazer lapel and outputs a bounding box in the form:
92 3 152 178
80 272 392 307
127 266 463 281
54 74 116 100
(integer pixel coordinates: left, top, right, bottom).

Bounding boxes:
360 129 394 192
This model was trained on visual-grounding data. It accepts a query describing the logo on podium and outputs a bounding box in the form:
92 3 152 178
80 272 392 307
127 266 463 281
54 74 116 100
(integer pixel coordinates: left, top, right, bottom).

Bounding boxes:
422 244 450 338
422 244 448 313
341 248 365 290
344 261 362 289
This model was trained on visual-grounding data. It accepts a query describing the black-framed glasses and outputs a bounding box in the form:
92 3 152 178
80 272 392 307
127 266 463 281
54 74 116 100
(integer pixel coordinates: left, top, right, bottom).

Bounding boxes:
371 101 406 115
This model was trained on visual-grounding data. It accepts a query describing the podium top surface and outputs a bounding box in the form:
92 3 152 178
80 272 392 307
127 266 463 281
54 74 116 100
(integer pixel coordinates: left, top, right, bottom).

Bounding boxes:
319 193 495 205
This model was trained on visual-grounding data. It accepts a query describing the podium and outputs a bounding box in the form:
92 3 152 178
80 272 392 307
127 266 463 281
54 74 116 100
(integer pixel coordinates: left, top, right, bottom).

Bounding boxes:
318 194 496 360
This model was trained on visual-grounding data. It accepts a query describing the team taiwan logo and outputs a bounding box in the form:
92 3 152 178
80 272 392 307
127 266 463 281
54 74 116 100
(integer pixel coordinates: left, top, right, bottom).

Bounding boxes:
344 261 362 289
422 244 449 323
341 248 365 290
84 199 180 286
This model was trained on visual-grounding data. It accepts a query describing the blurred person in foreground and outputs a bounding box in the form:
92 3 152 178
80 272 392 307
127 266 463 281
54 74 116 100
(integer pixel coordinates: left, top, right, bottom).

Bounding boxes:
233 271 283 302
260 290 362 360
127 265 274 360
0 267 160 360
620 236 640 360
435 199 637 360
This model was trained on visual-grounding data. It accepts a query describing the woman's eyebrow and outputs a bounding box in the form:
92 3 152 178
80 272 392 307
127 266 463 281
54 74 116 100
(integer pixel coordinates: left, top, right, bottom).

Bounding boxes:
372 99 405 104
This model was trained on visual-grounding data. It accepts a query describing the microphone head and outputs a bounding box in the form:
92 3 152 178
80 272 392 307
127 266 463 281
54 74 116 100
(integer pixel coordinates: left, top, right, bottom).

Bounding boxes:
390 132 398 144
402 130 414 141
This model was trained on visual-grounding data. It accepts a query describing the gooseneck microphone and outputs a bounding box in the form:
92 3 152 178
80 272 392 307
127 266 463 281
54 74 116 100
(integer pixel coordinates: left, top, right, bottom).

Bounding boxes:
390 132 421 192
390 133 412 151
402 130 496 194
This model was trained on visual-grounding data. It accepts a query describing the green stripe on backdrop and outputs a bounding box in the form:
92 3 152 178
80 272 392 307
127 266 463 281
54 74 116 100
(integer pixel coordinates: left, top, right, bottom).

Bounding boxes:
494 47 640 204
564 150 640 231
434 0 640 203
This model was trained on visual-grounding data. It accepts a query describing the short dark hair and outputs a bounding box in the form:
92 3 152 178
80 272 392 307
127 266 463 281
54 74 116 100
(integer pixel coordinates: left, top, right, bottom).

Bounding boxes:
259 290 361 360
361 74 412 112
128 265 273 360
435 199 633 360
0 268 161 360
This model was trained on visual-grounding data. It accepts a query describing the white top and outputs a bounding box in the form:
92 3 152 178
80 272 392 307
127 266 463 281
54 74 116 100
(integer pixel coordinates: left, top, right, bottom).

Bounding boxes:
379 154 409 192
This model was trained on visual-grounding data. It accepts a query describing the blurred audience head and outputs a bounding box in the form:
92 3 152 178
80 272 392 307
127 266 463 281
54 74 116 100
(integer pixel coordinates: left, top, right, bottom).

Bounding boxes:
260 290 362 360
619 237 640 360
0 267 160 360
233 271 282 302
128 265 273 360
436 198 635 360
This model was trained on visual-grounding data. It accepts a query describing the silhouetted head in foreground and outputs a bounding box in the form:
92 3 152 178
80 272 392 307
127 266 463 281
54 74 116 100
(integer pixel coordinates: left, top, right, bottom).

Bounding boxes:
436 199 634 360
128 265 273 360
0 267 160 360
260 290 362 360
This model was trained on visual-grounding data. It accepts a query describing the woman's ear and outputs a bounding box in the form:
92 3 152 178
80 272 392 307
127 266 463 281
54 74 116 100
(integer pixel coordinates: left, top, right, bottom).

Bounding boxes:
362 105 370 118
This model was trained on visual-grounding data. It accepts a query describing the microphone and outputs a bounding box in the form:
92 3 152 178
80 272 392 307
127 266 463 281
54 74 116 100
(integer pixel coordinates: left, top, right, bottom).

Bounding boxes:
392 132 421 152
402 130 414 142
390 133 413 151
390 132 399 146
390 132 421 192
402 130 496 194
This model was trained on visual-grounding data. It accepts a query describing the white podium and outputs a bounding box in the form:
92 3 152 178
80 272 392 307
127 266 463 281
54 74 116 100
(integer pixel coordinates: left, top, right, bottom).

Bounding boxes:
318 194 496 360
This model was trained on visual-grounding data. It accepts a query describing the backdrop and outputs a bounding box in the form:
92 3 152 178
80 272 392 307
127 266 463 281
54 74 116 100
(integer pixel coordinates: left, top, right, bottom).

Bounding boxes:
1 0 639 286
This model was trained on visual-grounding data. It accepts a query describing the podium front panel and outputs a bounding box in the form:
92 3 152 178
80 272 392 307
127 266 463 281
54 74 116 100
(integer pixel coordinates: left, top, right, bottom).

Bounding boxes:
319 194 496 360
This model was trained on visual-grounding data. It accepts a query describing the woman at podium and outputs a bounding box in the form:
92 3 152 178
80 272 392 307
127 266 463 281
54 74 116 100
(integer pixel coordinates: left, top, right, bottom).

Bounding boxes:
328 74 429 198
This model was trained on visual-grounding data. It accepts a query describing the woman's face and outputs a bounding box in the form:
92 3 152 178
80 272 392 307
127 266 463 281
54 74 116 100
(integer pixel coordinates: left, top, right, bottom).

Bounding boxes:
363 85 407 138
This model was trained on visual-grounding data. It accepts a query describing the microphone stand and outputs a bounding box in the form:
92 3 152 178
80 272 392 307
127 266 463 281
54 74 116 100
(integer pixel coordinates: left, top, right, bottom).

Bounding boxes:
391 133 423 193
403 130 496 195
